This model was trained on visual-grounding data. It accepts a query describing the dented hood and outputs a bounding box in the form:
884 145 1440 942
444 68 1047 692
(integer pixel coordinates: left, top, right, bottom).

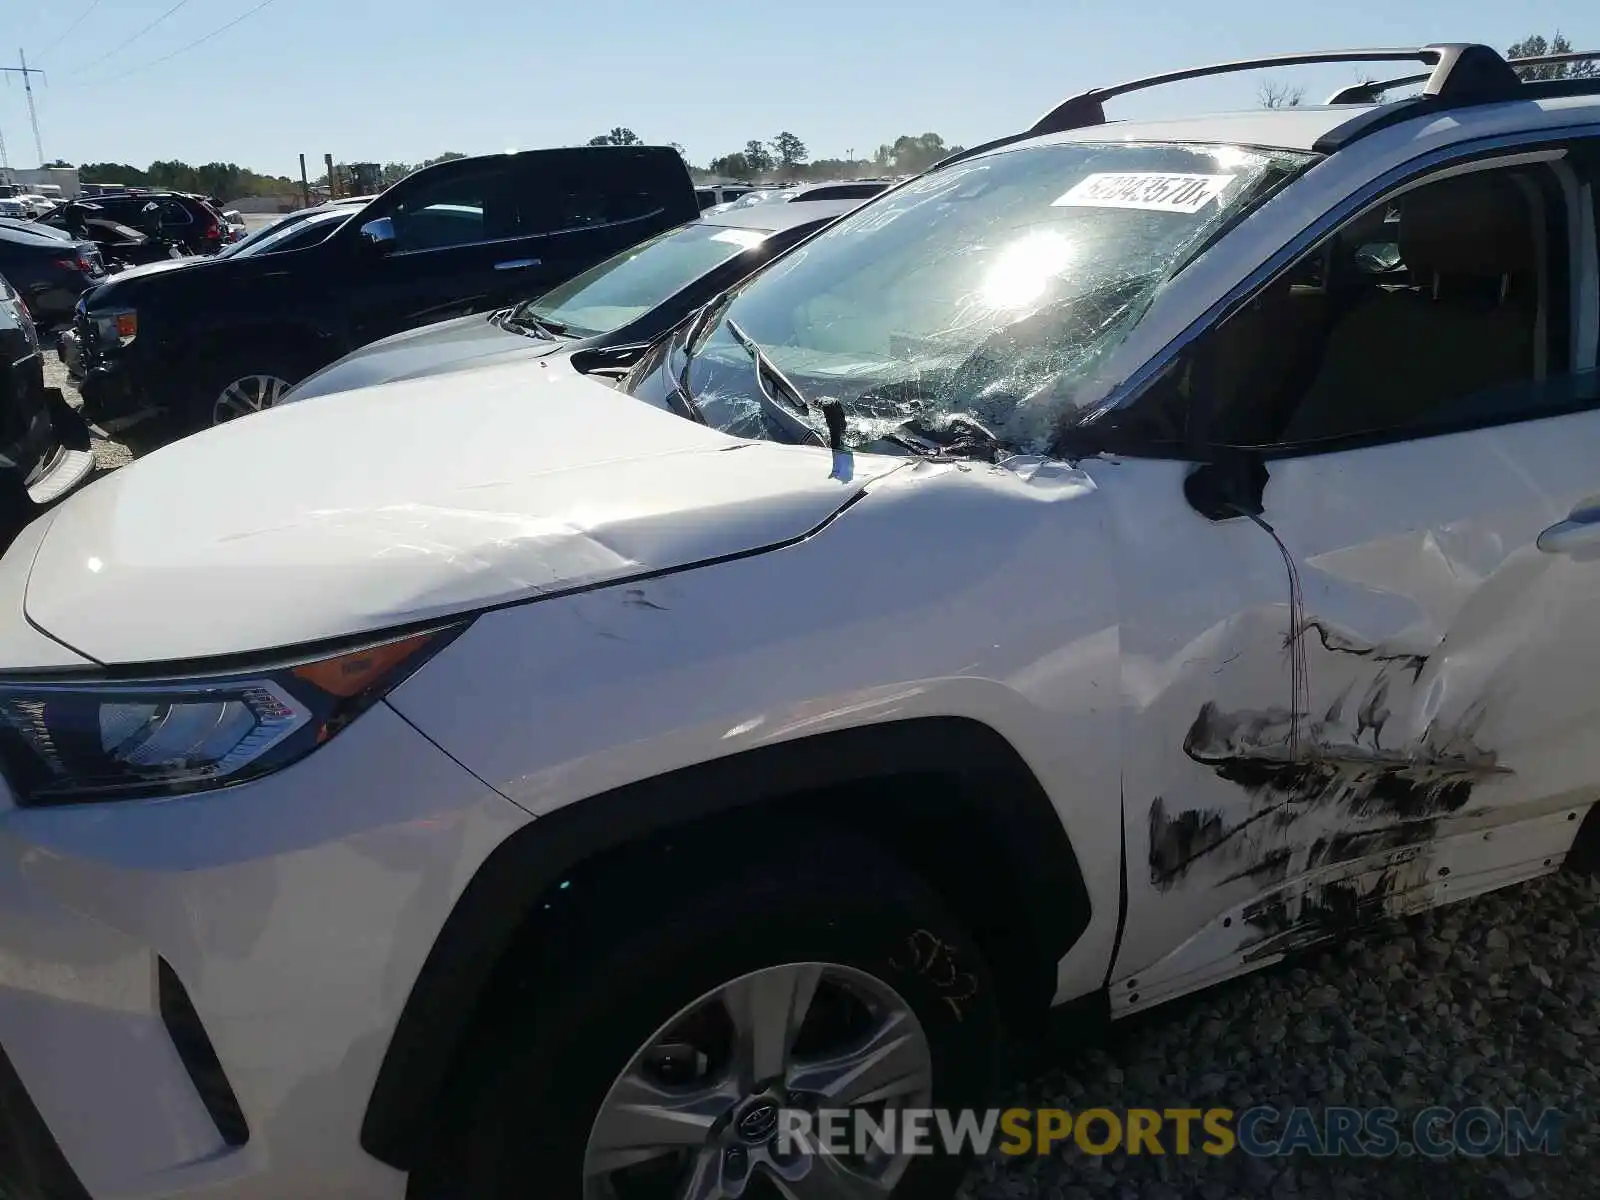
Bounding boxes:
286 312 561 402
23 359 894 665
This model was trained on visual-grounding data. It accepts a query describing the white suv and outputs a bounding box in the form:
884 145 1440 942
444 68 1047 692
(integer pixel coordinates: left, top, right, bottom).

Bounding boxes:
2 41 1600 1200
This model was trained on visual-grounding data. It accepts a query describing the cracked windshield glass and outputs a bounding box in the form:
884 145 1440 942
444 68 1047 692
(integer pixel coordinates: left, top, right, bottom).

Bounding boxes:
635 141 1310 457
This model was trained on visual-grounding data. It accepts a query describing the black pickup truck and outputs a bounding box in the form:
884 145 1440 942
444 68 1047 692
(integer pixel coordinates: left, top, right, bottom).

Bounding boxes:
65 146 700 432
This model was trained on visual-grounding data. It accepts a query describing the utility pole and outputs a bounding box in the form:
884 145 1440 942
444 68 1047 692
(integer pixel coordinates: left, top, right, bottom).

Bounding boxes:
0 51 46 166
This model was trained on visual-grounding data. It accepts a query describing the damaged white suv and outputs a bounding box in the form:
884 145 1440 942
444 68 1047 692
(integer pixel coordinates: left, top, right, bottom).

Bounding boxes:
4 41 1600 1200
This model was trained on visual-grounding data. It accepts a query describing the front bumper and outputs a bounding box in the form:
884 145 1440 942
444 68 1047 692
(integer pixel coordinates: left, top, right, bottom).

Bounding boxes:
0 701 532 1199
65 313 146 424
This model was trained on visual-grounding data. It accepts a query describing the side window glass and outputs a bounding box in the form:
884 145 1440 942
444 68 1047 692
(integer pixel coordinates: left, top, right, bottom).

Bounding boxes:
386 169 514 252
1138 163 1589 451
528 158 671 233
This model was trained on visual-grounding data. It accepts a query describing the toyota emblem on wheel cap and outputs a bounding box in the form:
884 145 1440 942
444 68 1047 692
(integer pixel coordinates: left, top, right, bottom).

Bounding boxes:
736 1100 780 1143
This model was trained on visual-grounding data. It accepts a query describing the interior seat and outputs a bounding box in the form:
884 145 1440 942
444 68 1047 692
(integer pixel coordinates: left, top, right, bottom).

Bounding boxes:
1280 171 1540 444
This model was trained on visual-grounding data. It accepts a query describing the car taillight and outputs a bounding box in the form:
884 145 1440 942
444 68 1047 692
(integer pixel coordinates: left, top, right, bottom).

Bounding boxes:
55 257 87 274
77 252 98 273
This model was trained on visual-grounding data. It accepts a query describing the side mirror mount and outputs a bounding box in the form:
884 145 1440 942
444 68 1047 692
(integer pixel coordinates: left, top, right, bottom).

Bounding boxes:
1183 448 1268 522
359 217 397 254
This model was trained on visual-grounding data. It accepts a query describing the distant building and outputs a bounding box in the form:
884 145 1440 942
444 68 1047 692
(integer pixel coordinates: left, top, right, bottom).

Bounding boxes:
0 165 81 200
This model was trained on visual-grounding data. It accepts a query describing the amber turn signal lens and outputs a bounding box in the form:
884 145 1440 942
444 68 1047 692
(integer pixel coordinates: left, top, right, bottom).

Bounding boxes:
292 632 439 698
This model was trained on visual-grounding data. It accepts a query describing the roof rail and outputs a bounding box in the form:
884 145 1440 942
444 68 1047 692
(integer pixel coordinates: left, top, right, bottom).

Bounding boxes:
1028 43 1519 136
1326 49 1600 104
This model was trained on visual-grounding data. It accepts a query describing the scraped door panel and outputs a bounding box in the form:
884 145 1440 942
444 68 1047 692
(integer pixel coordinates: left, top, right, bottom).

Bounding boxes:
1108 413 1600 1011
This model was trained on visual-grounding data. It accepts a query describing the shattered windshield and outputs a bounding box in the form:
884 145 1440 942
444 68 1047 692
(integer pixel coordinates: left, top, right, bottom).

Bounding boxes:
516 221 770 337
639 141 1311 456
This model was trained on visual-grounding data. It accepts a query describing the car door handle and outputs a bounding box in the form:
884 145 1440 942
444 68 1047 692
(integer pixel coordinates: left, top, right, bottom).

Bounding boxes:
494 258 540 272
1536 506 1600 554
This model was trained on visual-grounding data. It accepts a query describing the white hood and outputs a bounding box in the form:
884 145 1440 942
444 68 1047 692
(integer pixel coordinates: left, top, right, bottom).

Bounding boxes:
23 359 899 665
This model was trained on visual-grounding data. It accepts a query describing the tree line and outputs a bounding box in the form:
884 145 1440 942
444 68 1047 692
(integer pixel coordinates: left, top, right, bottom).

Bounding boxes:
586 127 965 181
59 128 952 203
70 159 299 201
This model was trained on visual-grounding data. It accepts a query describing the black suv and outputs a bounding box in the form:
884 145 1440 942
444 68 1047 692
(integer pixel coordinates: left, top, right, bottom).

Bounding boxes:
38 191 229 257
68 146 700 432
0 272 94 549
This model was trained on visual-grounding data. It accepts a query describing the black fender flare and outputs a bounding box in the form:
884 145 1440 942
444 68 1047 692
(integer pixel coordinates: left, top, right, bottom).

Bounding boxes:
360 716 1091 1169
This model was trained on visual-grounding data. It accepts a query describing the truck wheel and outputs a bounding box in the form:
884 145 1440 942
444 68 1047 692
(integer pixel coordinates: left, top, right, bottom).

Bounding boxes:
410 828 1002 1200
187 354 308 430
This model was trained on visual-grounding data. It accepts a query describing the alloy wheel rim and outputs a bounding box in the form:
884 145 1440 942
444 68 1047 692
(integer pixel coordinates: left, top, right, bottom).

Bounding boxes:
583 961 932 1199
212 374 290 424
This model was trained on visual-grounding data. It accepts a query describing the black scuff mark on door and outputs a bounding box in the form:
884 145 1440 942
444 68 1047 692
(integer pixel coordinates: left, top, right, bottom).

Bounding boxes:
1298 619 1429 681
1148 692 1510 894
1239 856 1423 963
1219 845 1295 887
1148 797 1227 887
622 587 669 611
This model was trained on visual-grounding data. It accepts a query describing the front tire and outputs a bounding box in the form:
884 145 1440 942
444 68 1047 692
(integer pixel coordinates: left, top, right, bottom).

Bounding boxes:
411 827 1002 1200
185 352 309 431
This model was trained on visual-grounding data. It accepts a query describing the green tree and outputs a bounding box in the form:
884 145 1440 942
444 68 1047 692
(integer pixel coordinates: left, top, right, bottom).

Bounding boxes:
882 133 959 173
588 127 642 146
79 162 149 186
708 152 752 179
771 131 808 169
741 140 774 173
1507 31 1597 80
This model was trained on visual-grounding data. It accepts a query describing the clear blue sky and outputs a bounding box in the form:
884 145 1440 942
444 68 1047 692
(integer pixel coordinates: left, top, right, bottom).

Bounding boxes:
0 1 1588 178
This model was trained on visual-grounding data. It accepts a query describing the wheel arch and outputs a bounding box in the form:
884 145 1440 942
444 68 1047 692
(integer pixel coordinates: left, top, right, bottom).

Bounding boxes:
360 715 1092 1170
187 318 336 369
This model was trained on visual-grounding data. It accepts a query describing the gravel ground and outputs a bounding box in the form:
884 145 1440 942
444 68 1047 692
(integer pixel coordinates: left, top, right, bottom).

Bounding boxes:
42 346 138 472
961 870 1599 1200
36 345 1600 1198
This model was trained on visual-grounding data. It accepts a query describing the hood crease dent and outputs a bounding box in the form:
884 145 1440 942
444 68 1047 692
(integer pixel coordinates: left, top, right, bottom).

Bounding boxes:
22 363 901 665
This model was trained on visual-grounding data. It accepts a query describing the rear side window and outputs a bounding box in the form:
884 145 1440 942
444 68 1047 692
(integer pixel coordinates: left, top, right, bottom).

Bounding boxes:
520 156 679 235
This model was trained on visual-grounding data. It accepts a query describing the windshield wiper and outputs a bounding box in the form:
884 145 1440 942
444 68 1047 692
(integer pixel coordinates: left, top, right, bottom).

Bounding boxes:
500 308 571 340
725 318 827 448
879 414 1005 463
675 291 733 395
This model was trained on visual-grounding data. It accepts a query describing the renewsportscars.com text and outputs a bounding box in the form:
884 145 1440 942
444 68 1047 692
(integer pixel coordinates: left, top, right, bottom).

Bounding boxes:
777 1106 1564 1159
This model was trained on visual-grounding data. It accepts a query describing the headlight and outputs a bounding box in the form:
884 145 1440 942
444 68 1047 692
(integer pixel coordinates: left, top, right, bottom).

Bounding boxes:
0 625 460 806
92 307 137 347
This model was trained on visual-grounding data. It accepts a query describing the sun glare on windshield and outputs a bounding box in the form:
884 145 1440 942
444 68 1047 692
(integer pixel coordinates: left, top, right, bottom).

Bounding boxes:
980 228 1078 310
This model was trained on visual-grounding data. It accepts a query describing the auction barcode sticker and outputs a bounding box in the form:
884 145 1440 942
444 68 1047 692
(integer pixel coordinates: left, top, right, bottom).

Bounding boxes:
1053 172 1238 214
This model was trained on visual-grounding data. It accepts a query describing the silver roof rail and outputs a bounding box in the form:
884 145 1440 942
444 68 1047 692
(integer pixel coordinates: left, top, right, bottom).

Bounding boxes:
1029 43 1520 136
1326 48 1600 104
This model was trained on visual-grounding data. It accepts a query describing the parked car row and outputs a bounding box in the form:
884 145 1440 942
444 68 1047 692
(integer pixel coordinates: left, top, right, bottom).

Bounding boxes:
0 218 108 326
703 176 896 213
36 190 231 260
64 146 708 431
